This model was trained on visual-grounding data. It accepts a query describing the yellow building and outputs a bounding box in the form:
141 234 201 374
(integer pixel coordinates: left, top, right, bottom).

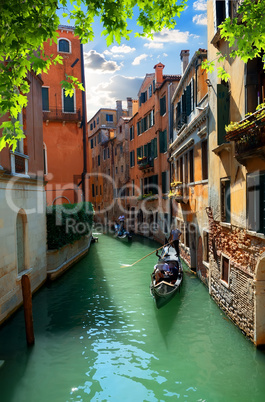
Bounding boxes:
207 0 265 345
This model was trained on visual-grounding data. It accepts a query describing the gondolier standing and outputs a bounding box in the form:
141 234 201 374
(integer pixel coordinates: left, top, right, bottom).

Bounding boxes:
170 227 182 256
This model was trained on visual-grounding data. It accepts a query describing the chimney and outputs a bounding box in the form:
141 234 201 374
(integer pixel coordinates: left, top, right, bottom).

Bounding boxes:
116 100 122 121
180 50 189 75
127 97 132 117
154 62 165 88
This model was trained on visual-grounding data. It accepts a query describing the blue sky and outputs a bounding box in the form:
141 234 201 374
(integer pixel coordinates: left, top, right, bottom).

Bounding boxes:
62 0 207 120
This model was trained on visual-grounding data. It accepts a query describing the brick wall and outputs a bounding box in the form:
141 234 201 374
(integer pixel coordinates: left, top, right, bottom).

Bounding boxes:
206 207 265 341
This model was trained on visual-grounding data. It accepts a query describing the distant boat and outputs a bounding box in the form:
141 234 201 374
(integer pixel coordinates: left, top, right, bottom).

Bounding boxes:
114 229 133 242
150 245 183 309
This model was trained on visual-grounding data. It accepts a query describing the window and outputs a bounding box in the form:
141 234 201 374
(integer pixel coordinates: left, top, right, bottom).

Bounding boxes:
120 144 123 154
137 146 143 160
90 123 93 130
247 171 265 235
221 254 230 284
106 114 113 122
159 130 167 153
221 178 231 223
132 180 135 196
246 57 265 114
160 95 166 116
141 116 147 132
90 139 94 149
58 39 70 53
63 89 75 113
201 140 208 180
42 87 49 111
217 84 230 145
98 132 101 144
93 120 95 128
151 138 157 158
121 165 123 173
189 149 194 183
97 116 99 124
149 109 154 128
92 184 95 197
98 155 100 166
203 231 209 263
139 91 147 105
162 171 168 194
130 150 135 167
130 126 134 141
108 169 110 176
103 148 107 160
43 143 48 175
107 147 110 159
137 121 141 136
149 85 152 98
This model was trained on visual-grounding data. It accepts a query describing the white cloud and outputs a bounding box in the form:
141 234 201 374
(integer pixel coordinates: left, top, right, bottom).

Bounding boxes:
104 44 136 55
132 54 149 66
193 14 207 25
144 42 164 49
144 28 195 44
86 75 143 119
84 50 121 73
163 53 168 58
193 0 207 11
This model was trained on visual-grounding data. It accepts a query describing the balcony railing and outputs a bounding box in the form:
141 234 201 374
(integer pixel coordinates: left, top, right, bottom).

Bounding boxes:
137 156 154 170
43 108 81 122
168 182 189 203
225 107 265 165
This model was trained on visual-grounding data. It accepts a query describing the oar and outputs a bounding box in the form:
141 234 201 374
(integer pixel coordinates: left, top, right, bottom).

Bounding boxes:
121 242 172 268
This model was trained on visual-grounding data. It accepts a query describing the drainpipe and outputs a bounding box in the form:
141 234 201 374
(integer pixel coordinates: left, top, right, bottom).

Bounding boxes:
80 43 87 201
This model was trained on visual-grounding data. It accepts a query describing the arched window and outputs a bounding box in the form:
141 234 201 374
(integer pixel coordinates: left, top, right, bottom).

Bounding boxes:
16 210 28 274
58 39 70 53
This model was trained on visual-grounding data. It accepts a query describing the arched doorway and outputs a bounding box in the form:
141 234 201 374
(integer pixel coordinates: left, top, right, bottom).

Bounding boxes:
254 252 265 346
16 210 28 274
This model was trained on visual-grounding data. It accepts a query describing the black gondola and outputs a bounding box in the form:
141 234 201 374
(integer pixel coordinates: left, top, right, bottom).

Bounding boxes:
114 229 133 242
150 244 183 309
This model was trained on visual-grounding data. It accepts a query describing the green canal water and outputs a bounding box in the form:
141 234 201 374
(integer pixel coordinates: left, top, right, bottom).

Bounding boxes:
1 234 265 402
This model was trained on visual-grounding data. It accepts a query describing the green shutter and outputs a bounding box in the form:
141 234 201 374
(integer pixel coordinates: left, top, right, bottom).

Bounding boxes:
217 84 230 145
162 171 167 194
186 83 191 116
42 88 49 111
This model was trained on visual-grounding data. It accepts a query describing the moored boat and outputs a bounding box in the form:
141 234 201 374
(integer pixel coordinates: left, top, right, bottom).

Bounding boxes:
150 244 183 309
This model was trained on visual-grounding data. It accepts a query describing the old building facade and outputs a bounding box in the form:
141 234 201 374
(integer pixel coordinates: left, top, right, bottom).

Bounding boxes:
127 64 181 242
87 99 137 225
42 25 87 205
207 0 265 345
169 49 209 278
0 72 47 324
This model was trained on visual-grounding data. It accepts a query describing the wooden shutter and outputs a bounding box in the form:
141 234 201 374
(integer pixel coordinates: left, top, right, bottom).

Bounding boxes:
42 88 49 111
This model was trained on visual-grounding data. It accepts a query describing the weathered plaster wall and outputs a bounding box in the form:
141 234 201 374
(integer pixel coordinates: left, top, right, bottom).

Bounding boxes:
0 177 47 324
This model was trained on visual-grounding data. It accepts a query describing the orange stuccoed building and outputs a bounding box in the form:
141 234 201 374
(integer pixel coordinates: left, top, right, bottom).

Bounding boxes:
42 25 87 205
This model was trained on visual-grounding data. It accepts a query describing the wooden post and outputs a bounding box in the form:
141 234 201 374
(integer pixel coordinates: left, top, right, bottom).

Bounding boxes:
21 274 35 346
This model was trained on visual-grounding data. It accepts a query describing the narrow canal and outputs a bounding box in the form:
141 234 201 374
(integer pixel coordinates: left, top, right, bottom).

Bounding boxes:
1 234 265 402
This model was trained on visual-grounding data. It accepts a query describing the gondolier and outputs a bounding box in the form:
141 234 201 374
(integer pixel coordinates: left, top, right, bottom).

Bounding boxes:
170 227 182 256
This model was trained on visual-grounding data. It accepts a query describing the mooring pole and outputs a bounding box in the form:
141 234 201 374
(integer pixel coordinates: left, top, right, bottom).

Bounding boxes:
21 274 35 346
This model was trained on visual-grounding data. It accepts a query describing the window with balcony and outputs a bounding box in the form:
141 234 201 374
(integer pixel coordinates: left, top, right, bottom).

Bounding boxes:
42 87 49 111
58 38 70 53
247 171 265 235
63 89 75 113
246 57 265 114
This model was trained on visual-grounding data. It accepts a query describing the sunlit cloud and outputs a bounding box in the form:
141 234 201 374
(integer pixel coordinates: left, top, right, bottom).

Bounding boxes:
132 54 149 65
84 50 121 73
193 14 207 25
144 42 164 49
104 45 136 55
144 28 197 44
193 0 207 11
